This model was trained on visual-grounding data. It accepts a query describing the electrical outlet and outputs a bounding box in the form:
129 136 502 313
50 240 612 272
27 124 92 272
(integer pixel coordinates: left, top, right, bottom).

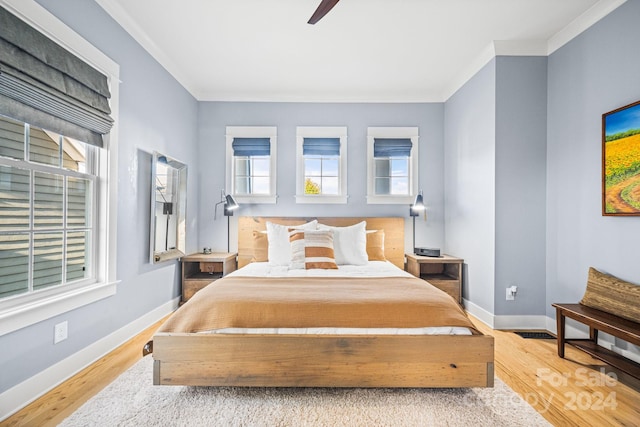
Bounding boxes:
54 321 68 344
506 288 514 300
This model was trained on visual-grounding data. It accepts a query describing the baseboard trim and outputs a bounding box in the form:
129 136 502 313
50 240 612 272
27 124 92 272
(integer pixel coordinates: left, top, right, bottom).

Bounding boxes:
463 299 495 328
0 297 179 422
463 300 548 330
493 315 548 330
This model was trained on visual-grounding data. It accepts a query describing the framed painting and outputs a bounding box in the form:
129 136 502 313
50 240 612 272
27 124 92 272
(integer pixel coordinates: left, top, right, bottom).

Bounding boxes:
602 100 640 216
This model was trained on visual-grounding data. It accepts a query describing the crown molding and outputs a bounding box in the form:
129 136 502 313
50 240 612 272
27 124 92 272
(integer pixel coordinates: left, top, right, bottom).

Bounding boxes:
493 40 548 56
547 0 627 54
440 42 496 102
95 0 199 99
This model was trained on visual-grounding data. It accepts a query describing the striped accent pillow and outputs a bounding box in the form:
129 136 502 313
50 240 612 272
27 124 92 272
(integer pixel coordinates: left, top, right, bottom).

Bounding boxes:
289 229 338 270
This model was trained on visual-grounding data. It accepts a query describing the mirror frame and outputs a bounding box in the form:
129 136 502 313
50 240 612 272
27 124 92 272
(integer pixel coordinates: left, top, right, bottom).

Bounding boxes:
150 151 187 263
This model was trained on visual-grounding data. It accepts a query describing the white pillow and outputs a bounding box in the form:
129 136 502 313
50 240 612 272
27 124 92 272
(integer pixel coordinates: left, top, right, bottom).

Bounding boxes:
317 221 367 265
266 220 318 265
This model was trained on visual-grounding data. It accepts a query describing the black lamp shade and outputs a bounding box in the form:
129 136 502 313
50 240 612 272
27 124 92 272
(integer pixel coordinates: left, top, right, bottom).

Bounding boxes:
410 191 425 216
223 194 239 216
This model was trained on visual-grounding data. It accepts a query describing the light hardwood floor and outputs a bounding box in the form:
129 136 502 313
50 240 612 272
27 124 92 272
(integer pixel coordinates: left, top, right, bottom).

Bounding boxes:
472 318 640 426
2 315 639 427
1 317 167 427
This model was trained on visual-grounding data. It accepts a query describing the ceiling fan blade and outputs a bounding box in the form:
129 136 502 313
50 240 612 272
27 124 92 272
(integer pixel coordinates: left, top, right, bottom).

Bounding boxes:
308 0 340 25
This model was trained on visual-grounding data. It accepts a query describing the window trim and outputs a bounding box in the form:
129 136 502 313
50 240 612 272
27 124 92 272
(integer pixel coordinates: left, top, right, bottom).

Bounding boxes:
0 0 119 336
295 126 348 204
225 126 277 204
366 127 419 204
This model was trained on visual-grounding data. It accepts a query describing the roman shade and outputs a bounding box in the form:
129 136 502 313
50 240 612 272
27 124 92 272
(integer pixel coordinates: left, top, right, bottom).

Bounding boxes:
232 138 271 156
373 138 412 158
303 137 340 156
0 6 113 148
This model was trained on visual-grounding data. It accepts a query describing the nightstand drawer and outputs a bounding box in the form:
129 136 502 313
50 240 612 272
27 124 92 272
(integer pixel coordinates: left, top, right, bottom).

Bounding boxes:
425 279 460 302
182 278 217 302
199 262 223 274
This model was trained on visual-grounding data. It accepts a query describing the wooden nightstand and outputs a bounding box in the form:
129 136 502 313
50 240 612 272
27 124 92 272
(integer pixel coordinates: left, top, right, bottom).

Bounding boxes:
405 253 463 304
181 252 237 303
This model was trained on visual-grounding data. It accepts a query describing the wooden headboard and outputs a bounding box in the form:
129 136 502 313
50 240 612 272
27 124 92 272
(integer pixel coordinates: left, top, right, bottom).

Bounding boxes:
238 217 405 270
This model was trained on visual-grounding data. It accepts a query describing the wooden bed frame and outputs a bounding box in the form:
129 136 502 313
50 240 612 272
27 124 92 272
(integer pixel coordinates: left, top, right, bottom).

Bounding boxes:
152 217 494 388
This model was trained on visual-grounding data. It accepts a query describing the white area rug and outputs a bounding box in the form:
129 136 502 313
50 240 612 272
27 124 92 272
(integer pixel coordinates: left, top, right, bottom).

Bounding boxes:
60 356 550 426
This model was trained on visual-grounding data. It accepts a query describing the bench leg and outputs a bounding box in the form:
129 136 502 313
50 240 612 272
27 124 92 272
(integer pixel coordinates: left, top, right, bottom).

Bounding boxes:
590 327 599 344
556 308 566 358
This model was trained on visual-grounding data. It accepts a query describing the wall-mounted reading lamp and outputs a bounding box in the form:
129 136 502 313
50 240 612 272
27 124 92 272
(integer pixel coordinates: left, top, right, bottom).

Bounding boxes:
214 190 239 252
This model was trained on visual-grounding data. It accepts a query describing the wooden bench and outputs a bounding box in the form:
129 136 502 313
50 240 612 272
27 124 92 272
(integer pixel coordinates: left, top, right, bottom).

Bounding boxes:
552 303 640 380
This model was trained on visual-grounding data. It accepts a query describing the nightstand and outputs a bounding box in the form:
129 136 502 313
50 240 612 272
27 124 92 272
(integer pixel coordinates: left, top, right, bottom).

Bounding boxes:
405 253 463 304
181 252 237 303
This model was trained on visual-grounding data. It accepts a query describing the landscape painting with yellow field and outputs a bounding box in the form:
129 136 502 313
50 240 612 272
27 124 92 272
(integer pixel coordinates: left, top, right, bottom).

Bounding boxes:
603 100 640 215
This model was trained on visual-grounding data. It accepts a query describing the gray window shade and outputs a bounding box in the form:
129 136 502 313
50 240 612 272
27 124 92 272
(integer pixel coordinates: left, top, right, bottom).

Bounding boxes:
303 137 340 156
232 138 270 156
373 138 412 158
0 6 113 147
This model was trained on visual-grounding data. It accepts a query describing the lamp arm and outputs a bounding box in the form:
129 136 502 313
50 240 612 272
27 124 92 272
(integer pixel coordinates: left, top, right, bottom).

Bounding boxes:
214 200 225 220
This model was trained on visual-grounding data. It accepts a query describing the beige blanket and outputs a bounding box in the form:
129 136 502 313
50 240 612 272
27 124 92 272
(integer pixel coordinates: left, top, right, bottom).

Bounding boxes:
158 276 478 334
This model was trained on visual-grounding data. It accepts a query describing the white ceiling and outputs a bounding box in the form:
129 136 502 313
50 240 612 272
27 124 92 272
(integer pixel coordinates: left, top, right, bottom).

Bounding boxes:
96 0 625 102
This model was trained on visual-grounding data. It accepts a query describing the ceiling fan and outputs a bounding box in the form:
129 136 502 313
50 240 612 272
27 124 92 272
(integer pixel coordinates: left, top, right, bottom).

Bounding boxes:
308 0 341 24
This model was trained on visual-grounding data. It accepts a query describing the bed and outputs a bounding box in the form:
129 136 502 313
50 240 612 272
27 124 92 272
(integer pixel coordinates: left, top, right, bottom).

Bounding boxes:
151 217 494 388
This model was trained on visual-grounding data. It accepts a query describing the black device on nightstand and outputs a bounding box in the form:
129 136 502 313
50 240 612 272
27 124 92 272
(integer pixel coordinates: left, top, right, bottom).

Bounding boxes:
414 247 441 257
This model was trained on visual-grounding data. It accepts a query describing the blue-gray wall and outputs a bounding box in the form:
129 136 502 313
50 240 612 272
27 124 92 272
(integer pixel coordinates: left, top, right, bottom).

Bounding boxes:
0 0 199 393
494 56 547 316
444 55 548 318
197 102 445 253
546 0 640 317
444 59 497 314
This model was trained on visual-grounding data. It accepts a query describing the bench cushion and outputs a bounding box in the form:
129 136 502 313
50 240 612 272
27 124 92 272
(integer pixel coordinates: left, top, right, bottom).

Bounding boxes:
580 267 640 324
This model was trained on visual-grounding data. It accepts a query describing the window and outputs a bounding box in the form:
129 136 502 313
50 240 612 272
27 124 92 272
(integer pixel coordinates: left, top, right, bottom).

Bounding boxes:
0 117 96 299
226 126 277 203
0 1 119 336
296 127 347 204
367 127 419 204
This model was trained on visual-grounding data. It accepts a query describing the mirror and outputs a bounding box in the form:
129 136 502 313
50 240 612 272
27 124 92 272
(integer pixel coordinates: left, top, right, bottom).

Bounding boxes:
150 151 187 263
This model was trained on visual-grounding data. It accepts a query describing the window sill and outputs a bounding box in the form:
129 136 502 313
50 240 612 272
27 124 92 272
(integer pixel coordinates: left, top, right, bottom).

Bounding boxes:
366 195 414 204
0 280 118 336
295 195 348 204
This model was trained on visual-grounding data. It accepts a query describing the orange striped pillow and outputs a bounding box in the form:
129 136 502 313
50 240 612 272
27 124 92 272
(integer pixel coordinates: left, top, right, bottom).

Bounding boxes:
289 229 338 270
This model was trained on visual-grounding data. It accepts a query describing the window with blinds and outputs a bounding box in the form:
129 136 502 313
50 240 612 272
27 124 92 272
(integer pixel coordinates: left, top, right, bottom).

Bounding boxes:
0 2 118 336
231 137 271 195
373 138 412 195
366 127 419 204
303 137 340 195
0 115 96 300
295 127 347 204
225 127 277 204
